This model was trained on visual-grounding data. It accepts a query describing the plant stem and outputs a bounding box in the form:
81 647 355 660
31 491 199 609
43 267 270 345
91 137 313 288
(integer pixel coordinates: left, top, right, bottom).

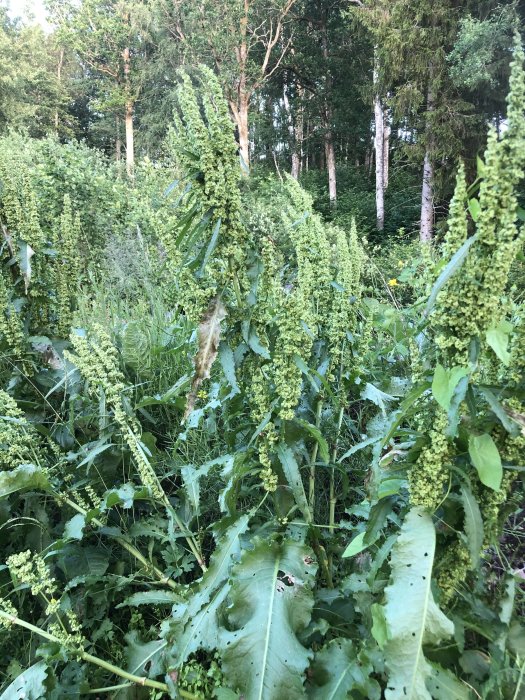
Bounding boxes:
0 610 201 698
329 405 344 532
308 400 323 510
62 497 182 589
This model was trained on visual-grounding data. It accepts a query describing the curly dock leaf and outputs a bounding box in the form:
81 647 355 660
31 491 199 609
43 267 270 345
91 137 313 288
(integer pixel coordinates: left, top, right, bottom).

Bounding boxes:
220 538 317 700
184 296 226 420
383 507 454 700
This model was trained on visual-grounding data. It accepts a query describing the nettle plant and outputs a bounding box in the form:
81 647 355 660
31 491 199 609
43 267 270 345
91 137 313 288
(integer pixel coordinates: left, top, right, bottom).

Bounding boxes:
0 53 524 700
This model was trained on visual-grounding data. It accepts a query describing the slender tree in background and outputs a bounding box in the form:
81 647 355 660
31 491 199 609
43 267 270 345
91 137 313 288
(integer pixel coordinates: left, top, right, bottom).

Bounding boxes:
48 0 148 176
159 0 297 170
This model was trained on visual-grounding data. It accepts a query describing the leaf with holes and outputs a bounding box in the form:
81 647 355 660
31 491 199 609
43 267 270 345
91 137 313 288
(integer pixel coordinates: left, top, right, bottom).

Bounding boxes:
307 639 381 699
163 513 251 669
383 508 454 700
220 537 317 700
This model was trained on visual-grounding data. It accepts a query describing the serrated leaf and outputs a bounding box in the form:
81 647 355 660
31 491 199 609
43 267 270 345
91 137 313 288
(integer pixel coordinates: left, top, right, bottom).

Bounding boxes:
486 320 513 365
164 514 251 668
0 464 50 498
384 508 454 700
460 485 483 567
426 664 471 699
220 538 317 700
63 514 86 541
468 433 502 491
361 383 396 416
432 364 469 411
124 631 165 677
307 639 380 699
0 661 48 700
277 443 312 523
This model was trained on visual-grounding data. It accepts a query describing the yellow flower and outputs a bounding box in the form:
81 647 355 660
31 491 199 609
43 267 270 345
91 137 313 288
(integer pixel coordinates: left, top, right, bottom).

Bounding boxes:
197 390 207 400
388 278 399 287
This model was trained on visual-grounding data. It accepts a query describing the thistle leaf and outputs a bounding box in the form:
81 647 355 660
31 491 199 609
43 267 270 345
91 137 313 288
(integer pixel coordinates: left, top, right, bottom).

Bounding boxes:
384 508 454 700
164 513 251 668
307 639 381 699
220 538 317 700
184 296 226 419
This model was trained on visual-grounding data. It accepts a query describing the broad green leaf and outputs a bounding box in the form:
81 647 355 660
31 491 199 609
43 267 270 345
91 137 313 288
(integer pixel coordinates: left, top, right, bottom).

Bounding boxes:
219 341 240 397
460 485 483 567
468 434 502 491
0 661 48 700
0 464 49 498
342 531 367 558
63 514 86 541
426 664 470 699
124 631 165 677
486 319 513 365
371 603 388 649
468 198 481 222
384 508 454 700
378 479 406 500
424 235 477 316
479 388 520 435
307 639 381 699
277 443 312 523
164 514 251 668
220 538 317 700
432 364 469 411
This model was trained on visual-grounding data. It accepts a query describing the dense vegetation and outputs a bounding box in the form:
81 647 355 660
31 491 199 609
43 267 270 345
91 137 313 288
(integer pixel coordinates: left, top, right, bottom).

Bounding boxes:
0 1 525 699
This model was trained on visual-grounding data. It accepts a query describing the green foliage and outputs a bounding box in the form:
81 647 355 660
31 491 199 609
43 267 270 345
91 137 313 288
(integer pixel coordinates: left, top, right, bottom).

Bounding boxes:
0 48 524 700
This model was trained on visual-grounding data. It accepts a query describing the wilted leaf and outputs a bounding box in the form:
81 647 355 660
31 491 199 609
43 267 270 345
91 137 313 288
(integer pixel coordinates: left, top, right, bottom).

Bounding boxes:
383 508 454 700
468 433 502 491
184 296 227 419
